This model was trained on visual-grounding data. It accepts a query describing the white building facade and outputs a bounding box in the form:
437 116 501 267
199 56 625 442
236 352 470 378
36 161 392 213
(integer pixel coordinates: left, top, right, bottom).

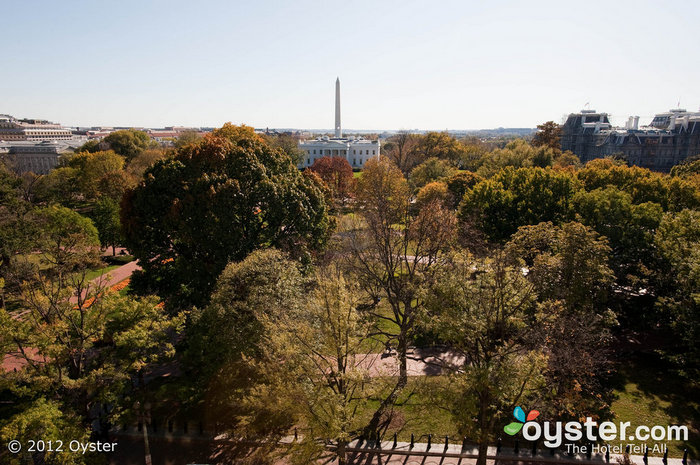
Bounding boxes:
298 137 380 169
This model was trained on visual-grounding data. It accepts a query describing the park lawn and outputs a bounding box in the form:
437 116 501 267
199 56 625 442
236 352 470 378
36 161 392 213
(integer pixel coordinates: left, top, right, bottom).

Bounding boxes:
609 353 700 458
353 171 363 179
84 264 120 281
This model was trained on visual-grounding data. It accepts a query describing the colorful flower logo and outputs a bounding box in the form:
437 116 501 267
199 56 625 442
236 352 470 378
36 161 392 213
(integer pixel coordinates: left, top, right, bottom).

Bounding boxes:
504 406 540 435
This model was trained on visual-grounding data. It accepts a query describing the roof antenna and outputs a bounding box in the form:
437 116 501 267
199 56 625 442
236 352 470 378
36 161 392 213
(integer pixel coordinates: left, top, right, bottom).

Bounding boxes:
584 102 590 110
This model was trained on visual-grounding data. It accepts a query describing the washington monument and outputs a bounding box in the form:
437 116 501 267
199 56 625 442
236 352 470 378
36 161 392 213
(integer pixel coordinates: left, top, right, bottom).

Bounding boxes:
334 77 341 138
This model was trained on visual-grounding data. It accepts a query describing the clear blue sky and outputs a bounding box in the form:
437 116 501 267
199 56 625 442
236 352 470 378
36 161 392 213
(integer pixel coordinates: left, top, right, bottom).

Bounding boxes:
3 0 699 130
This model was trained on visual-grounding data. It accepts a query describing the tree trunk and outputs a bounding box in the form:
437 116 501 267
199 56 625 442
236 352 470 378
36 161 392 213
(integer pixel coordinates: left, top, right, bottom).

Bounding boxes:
112 245 116 256
397 334 408 388
477 440 489 465
476 395 491 465
337 440 347 465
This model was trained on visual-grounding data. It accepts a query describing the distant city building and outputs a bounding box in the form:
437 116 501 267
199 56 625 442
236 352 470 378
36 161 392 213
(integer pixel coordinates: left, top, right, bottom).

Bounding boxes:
0 114 73 141
0 140 81 174
561 108 700 171
297 78 380 169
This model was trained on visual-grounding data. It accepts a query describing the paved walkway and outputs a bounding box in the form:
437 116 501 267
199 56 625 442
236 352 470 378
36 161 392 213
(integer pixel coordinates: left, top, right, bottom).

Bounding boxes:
363 348 465 377
70 260 141 303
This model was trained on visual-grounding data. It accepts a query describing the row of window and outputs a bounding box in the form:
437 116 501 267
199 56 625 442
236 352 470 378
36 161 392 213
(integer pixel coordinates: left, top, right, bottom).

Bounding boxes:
306 148 376 156
305 157 367 166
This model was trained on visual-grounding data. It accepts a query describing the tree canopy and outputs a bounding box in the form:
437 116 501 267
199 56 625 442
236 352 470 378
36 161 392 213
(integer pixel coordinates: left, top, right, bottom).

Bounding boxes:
121 124 333 307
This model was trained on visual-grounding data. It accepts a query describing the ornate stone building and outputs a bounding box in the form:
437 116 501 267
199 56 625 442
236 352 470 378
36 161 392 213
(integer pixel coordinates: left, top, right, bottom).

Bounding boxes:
561 108 700 171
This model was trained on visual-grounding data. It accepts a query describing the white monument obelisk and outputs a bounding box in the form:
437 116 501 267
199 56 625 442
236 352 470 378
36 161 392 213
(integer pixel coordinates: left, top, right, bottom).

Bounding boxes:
334 77 342 138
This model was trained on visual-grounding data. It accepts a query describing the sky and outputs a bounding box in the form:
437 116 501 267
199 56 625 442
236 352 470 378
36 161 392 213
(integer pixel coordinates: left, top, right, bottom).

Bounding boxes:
3 0 699 130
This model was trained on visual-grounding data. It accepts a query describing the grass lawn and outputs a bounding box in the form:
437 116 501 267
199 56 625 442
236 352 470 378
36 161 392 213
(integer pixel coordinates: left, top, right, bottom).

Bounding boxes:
609 352 699 458
84 264 120 281
353 171 363 179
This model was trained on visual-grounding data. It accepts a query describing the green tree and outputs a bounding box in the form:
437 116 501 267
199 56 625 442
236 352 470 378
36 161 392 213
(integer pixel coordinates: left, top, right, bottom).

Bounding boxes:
460 167 580 242
0 206 183 451
184 248 306 416
408 157 456 190
416 131 467 166
262 133 305 166
0 398 90 465
477 139 557 178
444 171 482 209
67 150 126 200
173 130 202 149
102 129 152 161
421 252 547 465
654 209 700 380
577 159 699 211
572 187 663 290
531 121 562 151
506 221 614 313
505 222 616 418
91 197 122 255
255 269 378 465
122 125 332 308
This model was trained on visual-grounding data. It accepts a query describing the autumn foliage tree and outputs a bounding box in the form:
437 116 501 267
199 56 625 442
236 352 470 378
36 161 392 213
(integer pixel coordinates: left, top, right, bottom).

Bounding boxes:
309 156 354 204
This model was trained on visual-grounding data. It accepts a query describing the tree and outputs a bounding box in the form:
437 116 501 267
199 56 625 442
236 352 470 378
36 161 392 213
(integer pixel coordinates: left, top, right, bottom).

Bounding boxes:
421 252 547 465
506 221 614 313
34 166 81 204
121 124 332 308
383 131 421 175
184 248 306 412
444 171 482 209
126 148 168 179
91 197 123 255
67 150 126 200
309 156 354 204
505 222 616 418
415 131 466 166
532 121 562 151
460 167 580 242
572 187 663 291
0 205 183 454
408 157 456 190
670 157 700 178
102 129 152 161
174 130 202 149
477 139 558 178
576 159 699 211
0 398 90 465
254 268 378 465
654 209 700 380
262 133 305 166
347 157 456 391
415 181 450 210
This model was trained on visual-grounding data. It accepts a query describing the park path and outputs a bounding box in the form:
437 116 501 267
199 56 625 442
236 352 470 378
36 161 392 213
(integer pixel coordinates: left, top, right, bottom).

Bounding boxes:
69 259 141 303
362 347 465 377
